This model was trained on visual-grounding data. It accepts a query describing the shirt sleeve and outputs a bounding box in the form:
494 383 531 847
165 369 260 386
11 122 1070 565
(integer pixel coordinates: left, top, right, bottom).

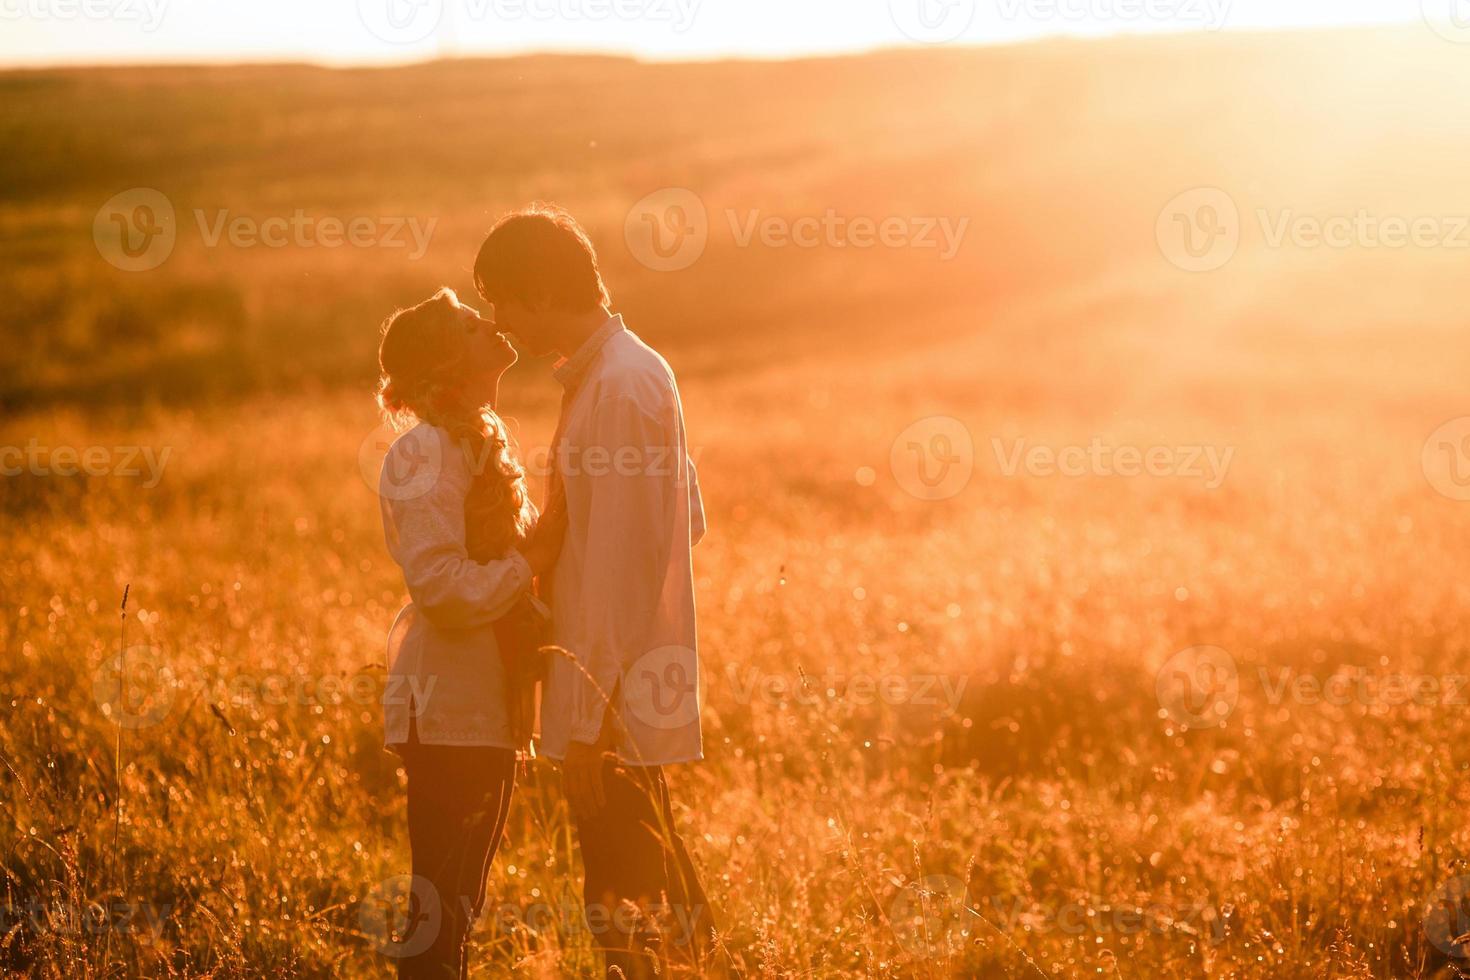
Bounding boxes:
567 395 677 744
380 427 532 630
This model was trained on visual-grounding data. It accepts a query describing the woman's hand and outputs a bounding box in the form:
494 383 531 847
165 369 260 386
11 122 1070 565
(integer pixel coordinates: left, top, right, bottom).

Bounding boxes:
520 493 568 576
561 737 607 820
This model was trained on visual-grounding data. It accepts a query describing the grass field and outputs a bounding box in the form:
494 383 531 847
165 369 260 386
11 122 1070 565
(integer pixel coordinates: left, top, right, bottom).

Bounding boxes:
4 24 1470 978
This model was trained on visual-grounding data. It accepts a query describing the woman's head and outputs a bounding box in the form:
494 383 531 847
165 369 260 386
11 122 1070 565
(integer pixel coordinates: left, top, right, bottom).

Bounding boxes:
377 287 516 423
377 288 533 558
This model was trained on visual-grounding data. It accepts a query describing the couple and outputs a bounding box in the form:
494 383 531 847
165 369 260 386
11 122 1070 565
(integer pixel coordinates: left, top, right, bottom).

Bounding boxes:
374 206 717 978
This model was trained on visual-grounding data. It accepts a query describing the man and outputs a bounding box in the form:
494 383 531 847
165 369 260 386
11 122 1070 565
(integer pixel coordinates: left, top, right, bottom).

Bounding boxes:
474 204 718 978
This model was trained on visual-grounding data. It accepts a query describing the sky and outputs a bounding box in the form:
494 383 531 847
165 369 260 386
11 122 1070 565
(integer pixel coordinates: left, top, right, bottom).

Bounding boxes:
0 0 1444 67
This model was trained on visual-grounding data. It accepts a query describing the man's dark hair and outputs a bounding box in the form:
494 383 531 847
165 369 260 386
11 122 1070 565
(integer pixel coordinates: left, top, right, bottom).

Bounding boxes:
473 204 610 312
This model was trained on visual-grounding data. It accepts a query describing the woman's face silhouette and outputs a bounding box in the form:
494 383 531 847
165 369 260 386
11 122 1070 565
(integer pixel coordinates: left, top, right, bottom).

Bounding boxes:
458 303 518 398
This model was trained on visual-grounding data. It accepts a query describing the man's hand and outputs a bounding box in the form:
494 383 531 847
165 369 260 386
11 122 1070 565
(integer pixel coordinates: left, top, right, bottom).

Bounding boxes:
521 492 568 577
562 737 607 821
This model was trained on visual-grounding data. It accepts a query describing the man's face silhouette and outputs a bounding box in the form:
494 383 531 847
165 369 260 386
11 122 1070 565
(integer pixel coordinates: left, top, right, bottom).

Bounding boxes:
492 298 562 359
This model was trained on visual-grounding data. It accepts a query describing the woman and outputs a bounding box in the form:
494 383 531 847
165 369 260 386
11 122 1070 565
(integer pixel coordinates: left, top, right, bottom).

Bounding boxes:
375 287 564 979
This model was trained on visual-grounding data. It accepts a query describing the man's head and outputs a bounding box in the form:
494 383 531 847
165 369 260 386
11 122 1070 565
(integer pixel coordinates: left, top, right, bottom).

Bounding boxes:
473 204 611 358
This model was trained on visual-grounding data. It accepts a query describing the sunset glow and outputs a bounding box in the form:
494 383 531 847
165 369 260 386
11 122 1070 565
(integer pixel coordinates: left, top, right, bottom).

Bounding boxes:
8 0 1470 974
0 0 1432 67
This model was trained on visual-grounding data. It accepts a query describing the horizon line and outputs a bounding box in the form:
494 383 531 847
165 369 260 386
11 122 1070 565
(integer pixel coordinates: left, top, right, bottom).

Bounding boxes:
0 18 1426 74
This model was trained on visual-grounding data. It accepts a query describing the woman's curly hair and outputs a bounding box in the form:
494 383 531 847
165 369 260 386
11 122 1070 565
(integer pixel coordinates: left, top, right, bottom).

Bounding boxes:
376 288 534 560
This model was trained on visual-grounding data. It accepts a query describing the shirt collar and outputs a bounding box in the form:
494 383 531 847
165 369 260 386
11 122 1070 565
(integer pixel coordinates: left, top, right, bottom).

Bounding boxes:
553 314 625 390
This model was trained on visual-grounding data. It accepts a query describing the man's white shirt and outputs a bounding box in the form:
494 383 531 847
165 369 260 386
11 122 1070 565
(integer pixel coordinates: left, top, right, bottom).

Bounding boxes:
538 315 706 766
